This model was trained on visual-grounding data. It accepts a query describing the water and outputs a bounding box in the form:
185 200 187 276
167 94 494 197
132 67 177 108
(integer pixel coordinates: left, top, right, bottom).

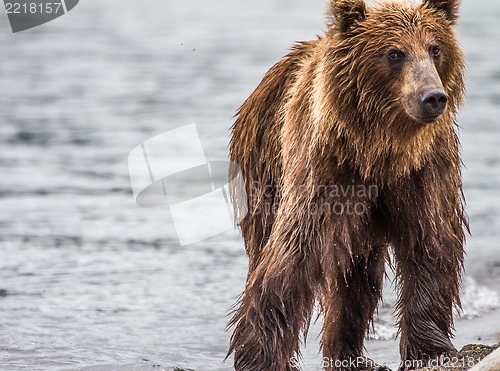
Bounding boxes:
0 1 499 370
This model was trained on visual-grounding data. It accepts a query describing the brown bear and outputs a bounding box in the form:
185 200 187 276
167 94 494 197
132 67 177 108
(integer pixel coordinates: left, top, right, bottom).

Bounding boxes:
227 0 467 370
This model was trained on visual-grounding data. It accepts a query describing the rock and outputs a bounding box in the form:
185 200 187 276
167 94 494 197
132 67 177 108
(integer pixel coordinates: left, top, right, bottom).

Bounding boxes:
469 346 500 371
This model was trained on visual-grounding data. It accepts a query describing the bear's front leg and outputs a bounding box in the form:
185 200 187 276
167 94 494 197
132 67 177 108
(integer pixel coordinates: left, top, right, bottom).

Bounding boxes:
228 247 321 370
227 214 324 371
393 229 464 370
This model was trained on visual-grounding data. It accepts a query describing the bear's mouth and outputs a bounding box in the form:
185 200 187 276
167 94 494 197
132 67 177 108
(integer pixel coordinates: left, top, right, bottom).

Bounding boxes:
406 112 442 124
420 114 441 124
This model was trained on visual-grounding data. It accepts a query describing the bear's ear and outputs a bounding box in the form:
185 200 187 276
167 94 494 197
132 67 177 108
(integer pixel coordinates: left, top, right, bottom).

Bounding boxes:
328 0 367 33
423 0 460 24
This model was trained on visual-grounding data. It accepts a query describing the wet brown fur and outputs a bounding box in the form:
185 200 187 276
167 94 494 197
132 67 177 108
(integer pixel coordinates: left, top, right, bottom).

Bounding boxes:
228 0 467 369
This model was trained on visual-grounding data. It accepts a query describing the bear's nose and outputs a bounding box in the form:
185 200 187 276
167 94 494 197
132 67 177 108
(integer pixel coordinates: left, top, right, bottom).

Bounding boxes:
420 88 448 119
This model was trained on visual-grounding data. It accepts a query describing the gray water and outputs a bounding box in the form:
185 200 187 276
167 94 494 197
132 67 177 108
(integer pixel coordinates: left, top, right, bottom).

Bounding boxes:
0 1 499 370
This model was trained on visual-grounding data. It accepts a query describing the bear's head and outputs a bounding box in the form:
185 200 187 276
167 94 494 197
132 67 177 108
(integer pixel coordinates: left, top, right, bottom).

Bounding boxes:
325 0 465 128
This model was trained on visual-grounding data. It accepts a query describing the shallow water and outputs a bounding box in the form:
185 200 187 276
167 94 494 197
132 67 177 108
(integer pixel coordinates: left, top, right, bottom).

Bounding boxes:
0 1 499 370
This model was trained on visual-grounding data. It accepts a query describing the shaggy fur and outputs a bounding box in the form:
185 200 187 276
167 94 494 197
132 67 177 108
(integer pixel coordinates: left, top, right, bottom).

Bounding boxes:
227 0 467 370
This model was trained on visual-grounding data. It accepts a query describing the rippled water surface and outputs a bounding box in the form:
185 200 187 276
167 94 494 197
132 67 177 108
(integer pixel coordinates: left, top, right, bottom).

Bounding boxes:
0 1 499 370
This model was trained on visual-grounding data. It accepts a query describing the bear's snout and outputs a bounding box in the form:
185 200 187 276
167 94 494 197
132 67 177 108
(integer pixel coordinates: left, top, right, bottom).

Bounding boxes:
419 87 448 122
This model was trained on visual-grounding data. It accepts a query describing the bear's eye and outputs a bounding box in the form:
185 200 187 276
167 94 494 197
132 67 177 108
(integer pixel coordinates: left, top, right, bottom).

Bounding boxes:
388 49 404 62
430 45 441 59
